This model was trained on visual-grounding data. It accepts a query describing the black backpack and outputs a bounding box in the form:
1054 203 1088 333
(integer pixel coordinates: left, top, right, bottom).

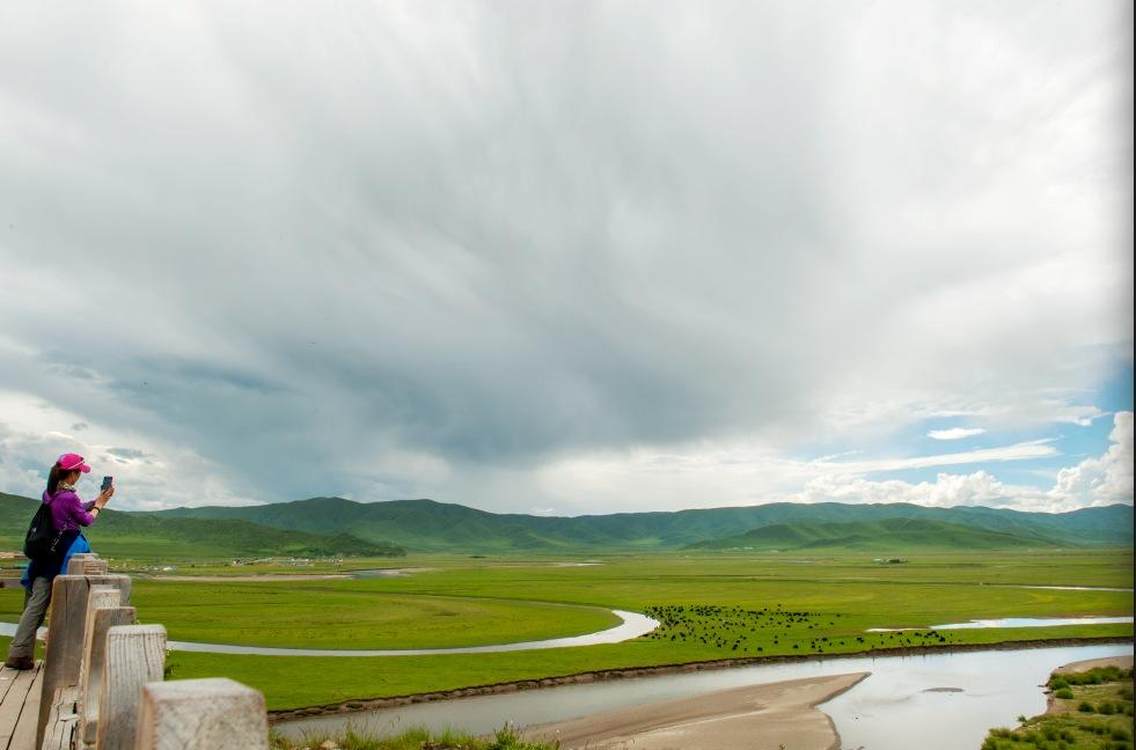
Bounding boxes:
23 500 69 560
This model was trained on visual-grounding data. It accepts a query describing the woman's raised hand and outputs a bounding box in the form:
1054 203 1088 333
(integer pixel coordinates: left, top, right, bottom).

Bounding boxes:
97 485 115 507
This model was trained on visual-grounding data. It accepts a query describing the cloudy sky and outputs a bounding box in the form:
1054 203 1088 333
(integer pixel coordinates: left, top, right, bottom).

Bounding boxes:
1 1 1132 515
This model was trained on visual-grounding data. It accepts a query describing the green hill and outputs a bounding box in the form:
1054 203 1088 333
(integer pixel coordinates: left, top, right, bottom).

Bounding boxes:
153 496 1134 552
684 518 1065 551
0 492 405 559
2 489 1131 556
156 496 564 552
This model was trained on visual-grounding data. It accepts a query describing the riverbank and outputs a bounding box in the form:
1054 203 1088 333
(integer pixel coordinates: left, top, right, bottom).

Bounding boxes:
1053 653 1134 675
268 635 1133 722
1047 654 1134 718
526 672 868 750
979 654 1134 750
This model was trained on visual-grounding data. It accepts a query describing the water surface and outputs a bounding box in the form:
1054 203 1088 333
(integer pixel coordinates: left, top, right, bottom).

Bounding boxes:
274 643 1132 750
868 615 1133 632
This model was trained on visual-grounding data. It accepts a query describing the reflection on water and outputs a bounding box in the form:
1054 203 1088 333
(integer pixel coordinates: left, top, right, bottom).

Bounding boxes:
350 568 434 578
936 616 1133 630
868 616 1133 632
275 643 1132 750
820 645 1132 750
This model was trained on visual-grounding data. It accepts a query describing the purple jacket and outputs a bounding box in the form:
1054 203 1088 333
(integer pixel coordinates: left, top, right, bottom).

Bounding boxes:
44 489 97 531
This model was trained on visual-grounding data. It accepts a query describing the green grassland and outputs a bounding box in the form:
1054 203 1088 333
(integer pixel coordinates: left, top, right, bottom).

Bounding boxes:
269 725 555 750
109 584 620 650
983 665 1135 750
2 549 1129 710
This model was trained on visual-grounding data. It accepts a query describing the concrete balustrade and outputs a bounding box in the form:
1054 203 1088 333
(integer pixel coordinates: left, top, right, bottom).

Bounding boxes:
66 556 109 576
76 587 127 701
78 588 136 747
96 625 167 750
31 553 273 750
65 553 96 568
37 573 132 749
134 678 270 750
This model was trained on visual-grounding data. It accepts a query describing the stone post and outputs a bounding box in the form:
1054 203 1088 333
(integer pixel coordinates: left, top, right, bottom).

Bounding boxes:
77 585 135 746
36 573 132 748
134 678 270 750
67 556 108 575
95 624 167 750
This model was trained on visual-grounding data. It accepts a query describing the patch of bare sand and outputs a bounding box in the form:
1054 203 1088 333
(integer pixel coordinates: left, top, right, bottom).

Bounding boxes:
1047 655 1133 715
1054 654 1133 674
526 672 869 750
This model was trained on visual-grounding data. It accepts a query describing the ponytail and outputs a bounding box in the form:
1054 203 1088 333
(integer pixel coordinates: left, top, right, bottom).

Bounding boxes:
46 463 64 496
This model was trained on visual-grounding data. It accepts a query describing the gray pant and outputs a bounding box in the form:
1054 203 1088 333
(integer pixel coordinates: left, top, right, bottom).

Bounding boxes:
8 576 51 659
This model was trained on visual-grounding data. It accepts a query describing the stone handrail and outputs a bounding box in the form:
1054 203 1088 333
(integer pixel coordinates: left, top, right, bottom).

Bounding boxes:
36 553 270 750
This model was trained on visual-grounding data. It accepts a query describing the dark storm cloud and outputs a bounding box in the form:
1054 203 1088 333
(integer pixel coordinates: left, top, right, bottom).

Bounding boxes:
0 1 1130 508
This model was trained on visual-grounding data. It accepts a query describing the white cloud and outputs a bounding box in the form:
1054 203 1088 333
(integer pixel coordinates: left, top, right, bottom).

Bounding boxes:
0 3 1130 512
793 412 1135 511
1050 406 1110 428
1049 411 1134 507
927 427 987 440
0 391 257 510
973 401 1108 428
812 440 1059 473
517 436 1070 515
519 416 1133 514
797 470 1025 508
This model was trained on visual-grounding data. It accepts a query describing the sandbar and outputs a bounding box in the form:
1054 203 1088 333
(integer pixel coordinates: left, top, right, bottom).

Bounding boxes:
526 671 868 750
1054 654 1133 674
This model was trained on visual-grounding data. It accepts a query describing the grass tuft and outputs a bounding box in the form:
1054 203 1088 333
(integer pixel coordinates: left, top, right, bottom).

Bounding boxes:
269 725 557 750
985 664 1134 749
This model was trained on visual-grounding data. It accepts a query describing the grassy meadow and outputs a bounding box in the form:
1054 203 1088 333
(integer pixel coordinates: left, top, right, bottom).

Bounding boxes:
1 549 1131 710
104 584 620 650
269 725 556 750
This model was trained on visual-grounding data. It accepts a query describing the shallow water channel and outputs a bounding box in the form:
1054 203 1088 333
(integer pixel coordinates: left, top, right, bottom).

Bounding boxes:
867 615 1134 632
275 643 1133 749
0 609 660 656
163 609 658 656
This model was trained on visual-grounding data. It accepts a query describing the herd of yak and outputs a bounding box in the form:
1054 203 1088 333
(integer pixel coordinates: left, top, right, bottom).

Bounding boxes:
640 603 952 655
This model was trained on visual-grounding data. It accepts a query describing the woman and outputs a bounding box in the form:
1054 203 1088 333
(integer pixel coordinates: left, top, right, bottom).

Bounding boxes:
4 453 114 670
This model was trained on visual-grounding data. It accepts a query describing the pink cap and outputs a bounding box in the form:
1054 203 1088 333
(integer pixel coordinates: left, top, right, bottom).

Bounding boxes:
57 453 91 473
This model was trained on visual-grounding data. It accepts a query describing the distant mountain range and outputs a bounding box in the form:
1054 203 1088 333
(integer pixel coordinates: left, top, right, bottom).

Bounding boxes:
0 491 1131 558
684 518 1070 551
0 492 405 559
155 496 1132 552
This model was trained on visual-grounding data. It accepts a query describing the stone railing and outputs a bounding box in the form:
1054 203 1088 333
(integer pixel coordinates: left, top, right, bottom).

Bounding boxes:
36 553 270 750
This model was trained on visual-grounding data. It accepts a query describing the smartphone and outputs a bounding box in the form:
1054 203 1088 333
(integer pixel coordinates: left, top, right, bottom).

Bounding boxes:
101 476 113 492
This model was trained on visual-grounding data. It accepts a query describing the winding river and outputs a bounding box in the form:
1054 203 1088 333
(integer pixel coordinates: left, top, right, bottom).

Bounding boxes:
868 615 1133 632
165 609 657 656
0 608 659 656
3 569 1129 747
273 643 1134 749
